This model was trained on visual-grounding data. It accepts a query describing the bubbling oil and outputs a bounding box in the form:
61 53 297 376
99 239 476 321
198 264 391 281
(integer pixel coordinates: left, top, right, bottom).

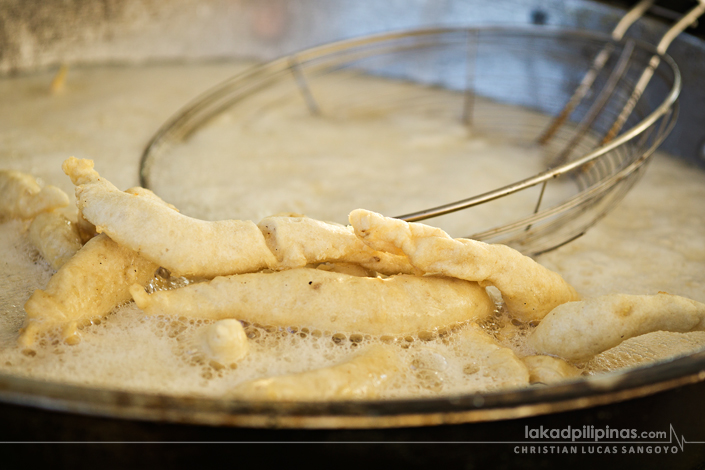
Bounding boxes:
0 63 704 399
0 225 535 399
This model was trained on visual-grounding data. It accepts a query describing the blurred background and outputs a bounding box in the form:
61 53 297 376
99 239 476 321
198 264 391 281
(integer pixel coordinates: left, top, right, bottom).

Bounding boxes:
0 0 703 166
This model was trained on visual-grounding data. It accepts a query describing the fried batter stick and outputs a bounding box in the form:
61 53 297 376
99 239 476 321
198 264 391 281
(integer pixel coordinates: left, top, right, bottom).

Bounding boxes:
73 187 174 245
522 355 581 384
453 324 530 389
258 214 415 275
349 209 579 321
20 185 178 346
0 170 69 220
232 344 399 400
21 234 159 346
29 211 83 270
62 157 277 277
527 293 705 361
130 268 494 335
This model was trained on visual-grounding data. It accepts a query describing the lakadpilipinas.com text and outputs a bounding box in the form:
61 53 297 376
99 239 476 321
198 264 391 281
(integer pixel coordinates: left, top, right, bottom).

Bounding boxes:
513 424 699 455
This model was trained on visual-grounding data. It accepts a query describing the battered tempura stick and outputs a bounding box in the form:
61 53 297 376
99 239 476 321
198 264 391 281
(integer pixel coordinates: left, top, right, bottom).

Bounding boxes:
522 355 581 384
74 187 174 244
349 209 579 321
130 268 494 335
232 344 399 400
258 214 415 275
527 293 705 361
0 170 69 220
20 234 159 347
29 211 83 270
453 324 530 389
62 157 277 277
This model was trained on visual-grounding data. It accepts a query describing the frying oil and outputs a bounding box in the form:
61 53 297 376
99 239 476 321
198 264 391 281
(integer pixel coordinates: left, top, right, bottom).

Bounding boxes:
0 63 704 399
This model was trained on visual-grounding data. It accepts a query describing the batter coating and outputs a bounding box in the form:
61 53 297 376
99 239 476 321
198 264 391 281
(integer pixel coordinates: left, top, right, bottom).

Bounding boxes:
29 211 83 270
130 267 495 335
527 293 705 361
258 214 415 275
21 234 159 346
198 319 250 365
232 344 399 400
349 209 579 321
62 157 277 277
522 355 581 384
0 170 69 220
453 324 530 389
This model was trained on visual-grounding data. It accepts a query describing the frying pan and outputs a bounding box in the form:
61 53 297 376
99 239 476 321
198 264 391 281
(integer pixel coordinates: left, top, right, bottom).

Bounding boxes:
1 1 704 468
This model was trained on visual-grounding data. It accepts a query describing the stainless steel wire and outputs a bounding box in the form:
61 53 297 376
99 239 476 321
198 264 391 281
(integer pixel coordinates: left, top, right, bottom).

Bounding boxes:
140 24 685 256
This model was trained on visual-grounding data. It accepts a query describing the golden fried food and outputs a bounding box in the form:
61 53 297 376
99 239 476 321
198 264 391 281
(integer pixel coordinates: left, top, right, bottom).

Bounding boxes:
198 319 249 365
232 344 399 400
527 293 705 361
258 214 415 275
20 234 159 347
522 355 581 384
62 157 277 277
75 187 174 245
349 209 579 321
0 170 69 220
130 267 494 335
28 210 83 270
452 324 530 389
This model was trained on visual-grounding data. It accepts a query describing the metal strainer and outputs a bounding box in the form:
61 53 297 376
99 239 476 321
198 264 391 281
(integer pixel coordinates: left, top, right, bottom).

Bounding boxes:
140 19 691 256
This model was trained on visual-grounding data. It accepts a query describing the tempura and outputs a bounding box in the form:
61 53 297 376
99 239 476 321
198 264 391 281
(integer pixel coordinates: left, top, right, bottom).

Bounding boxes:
527 293 705 361
232 344 399 400
131 267 494 335
522 355 582 384
21 234 159 346
258 214 415 275
349 209 579 321
0 170 69 220
62 157 277 277
452 324 530 389
28 211 83 270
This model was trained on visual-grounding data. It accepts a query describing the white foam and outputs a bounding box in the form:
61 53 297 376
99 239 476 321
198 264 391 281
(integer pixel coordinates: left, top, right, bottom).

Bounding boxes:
0 63 704 399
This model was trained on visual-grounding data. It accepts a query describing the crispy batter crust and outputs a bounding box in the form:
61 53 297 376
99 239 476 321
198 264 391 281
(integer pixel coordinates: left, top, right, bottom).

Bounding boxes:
131 267 494 335
232 344 399 400
21 234 158 346
29 210 83 270
0 170 69 220
527 293 705 361
349 209 579 321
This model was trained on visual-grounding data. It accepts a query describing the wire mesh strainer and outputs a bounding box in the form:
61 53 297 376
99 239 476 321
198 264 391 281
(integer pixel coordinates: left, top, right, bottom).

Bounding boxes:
140 25 682 256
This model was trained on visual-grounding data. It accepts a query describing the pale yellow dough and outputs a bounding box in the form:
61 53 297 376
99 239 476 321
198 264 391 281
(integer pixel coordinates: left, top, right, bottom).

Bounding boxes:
258 214 415 275
199 319 249 365
62 157 277 277
130 267 494 335
527 293 705 361
453 324 530 389
28 210 83 270
232 344 399 400
21 234 159 346
349 209 579 321
522 355 581 384
0 170 69 220
73 187 174 245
